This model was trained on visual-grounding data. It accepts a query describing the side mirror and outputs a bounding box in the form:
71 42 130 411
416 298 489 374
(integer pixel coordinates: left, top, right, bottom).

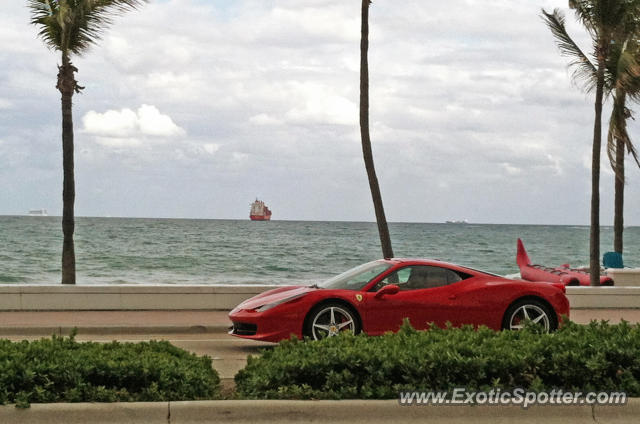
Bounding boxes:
375 284 399 298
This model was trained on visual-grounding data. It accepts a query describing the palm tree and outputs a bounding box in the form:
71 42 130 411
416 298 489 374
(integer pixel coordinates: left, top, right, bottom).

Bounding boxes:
360 0 394 258
606 39 640 253
28 0 147 284
542 1 636 285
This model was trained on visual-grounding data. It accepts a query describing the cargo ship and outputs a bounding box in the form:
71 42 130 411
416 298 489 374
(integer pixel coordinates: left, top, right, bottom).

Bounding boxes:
28 209 48 216
250 199 272 221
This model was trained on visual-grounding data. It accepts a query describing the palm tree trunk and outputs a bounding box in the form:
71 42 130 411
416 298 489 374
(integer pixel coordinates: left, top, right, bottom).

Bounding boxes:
58 53 76 285
360 0 394 259
589 55 605 286
613 91 626 254
613 138 625 254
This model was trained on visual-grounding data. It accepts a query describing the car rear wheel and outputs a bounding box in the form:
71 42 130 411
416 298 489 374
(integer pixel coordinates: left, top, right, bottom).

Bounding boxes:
502 298 557 332
304 302 360 340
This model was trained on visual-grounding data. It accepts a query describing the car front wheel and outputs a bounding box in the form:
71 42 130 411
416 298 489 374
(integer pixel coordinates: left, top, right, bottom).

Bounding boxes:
304 302 360 340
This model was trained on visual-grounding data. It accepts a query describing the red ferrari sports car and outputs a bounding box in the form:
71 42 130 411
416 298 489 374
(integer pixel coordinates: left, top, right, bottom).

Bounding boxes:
229 259 570 342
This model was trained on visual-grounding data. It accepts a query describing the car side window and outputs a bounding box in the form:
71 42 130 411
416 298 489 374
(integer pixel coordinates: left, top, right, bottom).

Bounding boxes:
342 265 392 289
447 269 464 284
374 266 466 291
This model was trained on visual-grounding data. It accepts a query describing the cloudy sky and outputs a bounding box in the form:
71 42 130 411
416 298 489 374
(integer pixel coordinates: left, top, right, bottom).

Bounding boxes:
1 0 639 225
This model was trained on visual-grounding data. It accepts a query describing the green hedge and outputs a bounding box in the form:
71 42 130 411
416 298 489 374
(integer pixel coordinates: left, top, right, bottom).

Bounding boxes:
235 320 640 399
0 333 219 407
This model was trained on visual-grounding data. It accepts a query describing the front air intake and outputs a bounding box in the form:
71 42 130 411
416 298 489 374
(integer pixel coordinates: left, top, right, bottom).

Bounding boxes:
232 322 257 336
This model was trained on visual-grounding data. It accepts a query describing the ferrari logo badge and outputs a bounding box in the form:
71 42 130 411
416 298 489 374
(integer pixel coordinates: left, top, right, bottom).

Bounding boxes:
355 294 363 302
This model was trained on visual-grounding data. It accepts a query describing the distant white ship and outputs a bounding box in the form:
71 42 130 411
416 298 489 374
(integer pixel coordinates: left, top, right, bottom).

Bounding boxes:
445 219 468 224
28 209 48 216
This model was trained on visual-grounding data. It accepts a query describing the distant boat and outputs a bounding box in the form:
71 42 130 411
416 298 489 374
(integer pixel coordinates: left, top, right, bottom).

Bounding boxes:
250 199 272 221
28 209 48 216
445 219 468 224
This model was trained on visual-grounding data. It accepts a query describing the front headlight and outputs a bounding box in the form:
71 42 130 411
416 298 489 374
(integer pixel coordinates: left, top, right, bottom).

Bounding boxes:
254 293 306 312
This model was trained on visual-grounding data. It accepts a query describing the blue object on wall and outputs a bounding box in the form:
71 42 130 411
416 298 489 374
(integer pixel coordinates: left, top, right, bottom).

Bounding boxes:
603 252 624 269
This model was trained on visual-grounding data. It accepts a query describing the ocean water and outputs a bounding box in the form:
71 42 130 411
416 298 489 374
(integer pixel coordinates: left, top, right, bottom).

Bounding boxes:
0 216 638 285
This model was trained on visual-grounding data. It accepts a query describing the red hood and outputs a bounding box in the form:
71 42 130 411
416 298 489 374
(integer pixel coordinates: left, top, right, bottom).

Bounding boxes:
236 285 315 310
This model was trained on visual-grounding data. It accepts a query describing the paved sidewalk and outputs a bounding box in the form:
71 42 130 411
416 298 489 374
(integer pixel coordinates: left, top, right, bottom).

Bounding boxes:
0 310 232 335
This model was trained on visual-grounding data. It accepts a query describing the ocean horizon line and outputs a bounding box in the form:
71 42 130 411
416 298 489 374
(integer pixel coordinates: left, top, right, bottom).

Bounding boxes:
1 214 628 227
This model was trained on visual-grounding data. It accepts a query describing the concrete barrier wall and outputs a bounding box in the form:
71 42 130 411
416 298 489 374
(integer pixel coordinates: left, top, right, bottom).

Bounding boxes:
566 286 640 308
607 268 640 286
0 285 279 311
0 284 639 311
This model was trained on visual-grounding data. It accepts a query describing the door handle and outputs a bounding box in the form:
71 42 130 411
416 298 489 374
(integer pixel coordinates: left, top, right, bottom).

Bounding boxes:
448 295 457 300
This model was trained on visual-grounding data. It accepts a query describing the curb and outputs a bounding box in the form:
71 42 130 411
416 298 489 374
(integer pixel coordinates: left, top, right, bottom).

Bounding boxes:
0 399 638 424
0 325 231 336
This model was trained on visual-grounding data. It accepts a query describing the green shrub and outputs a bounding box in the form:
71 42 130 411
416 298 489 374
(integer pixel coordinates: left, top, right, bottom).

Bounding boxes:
0 333 220 407
235 320 640 399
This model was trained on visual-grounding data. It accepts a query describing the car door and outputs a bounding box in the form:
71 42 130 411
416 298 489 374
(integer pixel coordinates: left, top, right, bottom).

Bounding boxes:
361 265 467 334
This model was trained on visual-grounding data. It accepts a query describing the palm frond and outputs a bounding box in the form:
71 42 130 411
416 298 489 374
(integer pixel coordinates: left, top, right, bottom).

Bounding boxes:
607 96 627 180
28 0 64 52
608 91 640 181
70 0 146 54
29 0 147 55
626 135 640 169
627 140 640 169
605 44 621 91
617 49 640 95
541 8 598 93
569 0 598 37
571 0 635 41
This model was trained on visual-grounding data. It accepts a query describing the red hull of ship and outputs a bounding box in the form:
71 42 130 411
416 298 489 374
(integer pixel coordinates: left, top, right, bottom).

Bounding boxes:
250 214 272 221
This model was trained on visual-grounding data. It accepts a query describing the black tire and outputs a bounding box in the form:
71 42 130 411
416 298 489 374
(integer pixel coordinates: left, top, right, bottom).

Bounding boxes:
303 302 361 340
502 298 557 332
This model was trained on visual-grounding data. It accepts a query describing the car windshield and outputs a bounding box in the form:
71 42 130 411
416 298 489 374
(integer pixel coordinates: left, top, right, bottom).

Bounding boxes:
318 261 392 290
458 265 501 278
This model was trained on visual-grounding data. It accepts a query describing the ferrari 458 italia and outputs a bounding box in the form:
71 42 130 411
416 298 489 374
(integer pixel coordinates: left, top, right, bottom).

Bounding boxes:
229 258 570 342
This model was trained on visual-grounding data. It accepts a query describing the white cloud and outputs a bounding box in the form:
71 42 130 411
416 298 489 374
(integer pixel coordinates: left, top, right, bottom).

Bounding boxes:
502 163 522 176
0 98 11 109
92 136 143 148
232 152 249 162
146 72 192 89
203 143 220 154
83 108 138 138
82 105 185 142
249 113 282 126
283 82 358 126
137 105 185 137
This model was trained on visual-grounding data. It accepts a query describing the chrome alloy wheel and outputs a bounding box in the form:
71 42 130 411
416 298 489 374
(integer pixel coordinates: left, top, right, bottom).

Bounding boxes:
310 305 356 340
508 304 550 331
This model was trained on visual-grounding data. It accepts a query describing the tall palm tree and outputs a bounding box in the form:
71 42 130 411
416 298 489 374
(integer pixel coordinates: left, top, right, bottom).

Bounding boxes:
606 39 640 253
28 0 147 284
542 1 635 285
360 0 394 258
